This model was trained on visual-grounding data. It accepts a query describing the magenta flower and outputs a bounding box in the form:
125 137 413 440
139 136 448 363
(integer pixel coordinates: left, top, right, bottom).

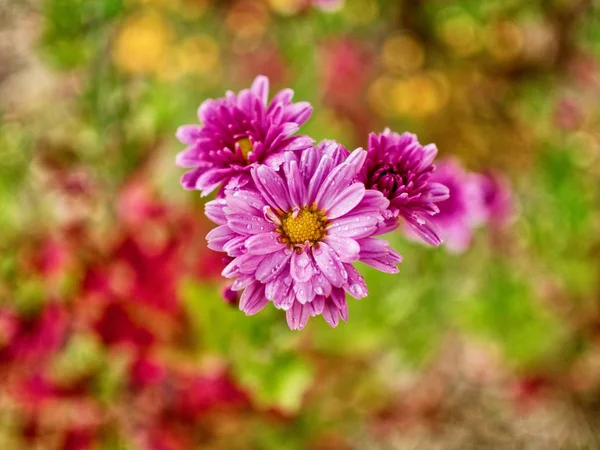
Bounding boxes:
176 75 314 196
363 130 449 246
428 159 486 253
479 171 515 229
206 143 402 330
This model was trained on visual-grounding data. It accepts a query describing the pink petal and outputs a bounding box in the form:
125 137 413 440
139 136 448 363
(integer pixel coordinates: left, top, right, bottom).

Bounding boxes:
323 235 360 263
251 165 291 212
324 183 365 219
239 282 268 316
290 251 315 282
343 264 368 299
286 302 310 330
312 243 347 288
294 280 315 305
284 160 307 208
251 75 270 105
226 213 274 235
245 232 285 255
255 250 292 283
206 225 236 252
306 154 334 204
176 125 203 145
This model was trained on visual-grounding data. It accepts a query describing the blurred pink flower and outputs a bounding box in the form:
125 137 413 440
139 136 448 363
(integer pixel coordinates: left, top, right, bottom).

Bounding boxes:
427 159 486 253
479 171 515 229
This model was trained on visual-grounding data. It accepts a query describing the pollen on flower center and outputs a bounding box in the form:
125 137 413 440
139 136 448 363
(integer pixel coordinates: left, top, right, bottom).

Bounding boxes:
278 204 328 246
236 137 253 160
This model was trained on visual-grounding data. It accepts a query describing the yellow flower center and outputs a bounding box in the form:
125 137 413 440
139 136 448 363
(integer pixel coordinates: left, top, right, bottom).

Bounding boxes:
278 205 328 246
237 137 253 160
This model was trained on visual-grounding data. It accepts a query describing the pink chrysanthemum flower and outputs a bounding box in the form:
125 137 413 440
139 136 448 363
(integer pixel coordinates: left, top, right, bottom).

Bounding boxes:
428 159 486 253
363 130 450 245
176 76 314 197
479 171 515 229
206 142 402 330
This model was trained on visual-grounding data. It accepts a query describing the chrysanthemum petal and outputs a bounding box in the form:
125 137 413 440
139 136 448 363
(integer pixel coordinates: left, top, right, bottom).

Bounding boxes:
245 232 286 255
290 251 315 282
256 250 291 283
252 165 291 212
286 302 310 330
324 183 365 219
312 243 347 287
323 235 360 263
239 282 268 316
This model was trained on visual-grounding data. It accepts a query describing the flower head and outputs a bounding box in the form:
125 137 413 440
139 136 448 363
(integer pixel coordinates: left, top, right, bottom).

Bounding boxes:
428 159 486 253
364 130 449 245
206 142 402 330
176 75 314 196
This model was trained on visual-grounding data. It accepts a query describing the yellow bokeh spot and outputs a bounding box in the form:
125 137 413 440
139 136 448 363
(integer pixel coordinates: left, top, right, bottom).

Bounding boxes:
486 21 523 61
437 8 481 56
343 0 378 25
268 0 303 15
390 72 450 118
382 33 425 74
367 75 397 118
156 34 221 82
113 12 173 75
226 0 269 40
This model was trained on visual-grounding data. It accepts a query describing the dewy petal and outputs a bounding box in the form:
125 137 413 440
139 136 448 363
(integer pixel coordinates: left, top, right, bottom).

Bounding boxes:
205 199 227 225
312 243 347 287
359 238 402 274
328 214 380 239
237 253 267 274
290 250 315 282
239 282 269 316
227 192 267 216
312 272 332 298
284 159 307 208
227 213 274 235
306 295 325 316
286 302 310 330
265 276 291 304
206 225 236 252
344 148 368 177
294 280 316 305
322 290 348 328
403 213 443 247
323 235 360 263
307 154 334 204
324 183 366 219
251 165 291 212
344 264 368 299
245 232 285 255
255 250 292 283
314 150 366 206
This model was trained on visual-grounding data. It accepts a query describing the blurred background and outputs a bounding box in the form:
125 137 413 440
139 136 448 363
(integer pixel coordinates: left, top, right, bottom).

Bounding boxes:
1 0 600 448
